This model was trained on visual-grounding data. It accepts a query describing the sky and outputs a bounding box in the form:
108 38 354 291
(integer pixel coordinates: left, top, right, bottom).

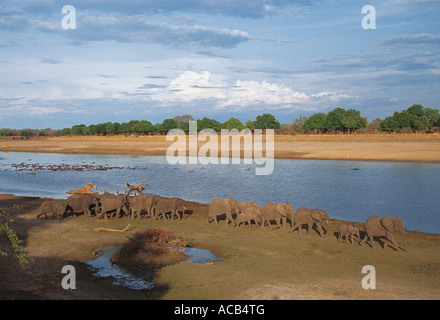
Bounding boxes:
1 0 439 129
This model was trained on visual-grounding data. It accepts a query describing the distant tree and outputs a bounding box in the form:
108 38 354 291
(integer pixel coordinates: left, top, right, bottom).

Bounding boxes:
254 113 281 130
424 107 440 132
118 122 130 135
342 109 367 133
197 117 222 131
152 123 163 134
303 113 327 133
58 128 71 136
19 130 30 137
0 129 11 136
173 114 194 127
88 124 97 135
71 124 87 135
245 120 255 130
162 119 178 132
366 118 382 133
133 120 154 135
222 117 245 130
325 108 346 133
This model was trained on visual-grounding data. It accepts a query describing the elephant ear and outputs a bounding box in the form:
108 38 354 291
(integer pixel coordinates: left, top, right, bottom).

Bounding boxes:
275 203 286 216
380 217 395 232
311 211 322 221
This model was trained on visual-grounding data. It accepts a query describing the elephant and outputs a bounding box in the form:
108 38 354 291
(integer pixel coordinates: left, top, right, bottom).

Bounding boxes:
261 202 294 230
290 207 330 237
236 207 263 228
155 197 186 220
359 216 407 251
126 195 147 219
338 223 360 244
238 201 259 213
207 198 240 226
97 194 128 219
37 199 66 219
144 194 161 218
64 194 98 218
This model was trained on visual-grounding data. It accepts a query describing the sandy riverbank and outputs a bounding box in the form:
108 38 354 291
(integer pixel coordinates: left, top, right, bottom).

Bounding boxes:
2 133 440 163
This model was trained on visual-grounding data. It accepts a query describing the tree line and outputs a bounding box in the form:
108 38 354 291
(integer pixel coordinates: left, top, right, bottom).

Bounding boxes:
1 105 440 138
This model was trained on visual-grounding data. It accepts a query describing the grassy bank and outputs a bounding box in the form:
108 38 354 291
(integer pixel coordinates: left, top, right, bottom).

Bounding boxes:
1 194 439 300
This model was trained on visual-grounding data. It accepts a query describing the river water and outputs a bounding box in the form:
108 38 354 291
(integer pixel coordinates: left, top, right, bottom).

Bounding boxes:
1 151 439 233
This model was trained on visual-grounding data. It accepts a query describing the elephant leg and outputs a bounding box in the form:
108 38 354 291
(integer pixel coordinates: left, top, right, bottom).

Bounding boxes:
385 232 400 251
315 221 324 237
307 222 313 235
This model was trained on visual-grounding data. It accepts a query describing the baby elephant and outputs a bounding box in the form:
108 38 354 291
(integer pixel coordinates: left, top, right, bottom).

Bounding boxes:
236 207 263 228
338 223 360 244
37 199 66 219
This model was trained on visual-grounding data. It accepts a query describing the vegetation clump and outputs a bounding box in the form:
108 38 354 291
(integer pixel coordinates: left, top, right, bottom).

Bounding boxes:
111 228 187 265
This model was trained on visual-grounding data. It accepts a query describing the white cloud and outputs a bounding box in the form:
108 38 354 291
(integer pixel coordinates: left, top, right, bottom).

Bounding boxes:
146 71 349 111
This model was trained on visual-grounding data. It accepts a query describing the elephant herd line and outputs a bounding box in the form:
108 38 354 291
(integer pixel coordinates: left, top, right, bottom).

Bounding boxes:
37 191 407 252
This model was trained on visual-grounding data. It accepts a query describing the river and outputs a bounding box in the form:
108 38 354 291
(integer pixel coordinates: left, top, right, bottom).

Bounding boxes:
1 151 439 233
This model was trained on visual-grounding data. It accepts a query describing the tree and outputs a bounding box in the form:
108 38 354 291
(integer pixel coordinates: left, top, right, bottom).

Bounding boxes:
222 117 245 130
173 114 194 127
343 109 367 133
254 113 281 129
197 117 222 131
245 120 255 130
71 124 86 135
133 120 154 134
325 108 346 133
303 113 327 133
366 118 382 133
162 119 178 132
424 107 440 132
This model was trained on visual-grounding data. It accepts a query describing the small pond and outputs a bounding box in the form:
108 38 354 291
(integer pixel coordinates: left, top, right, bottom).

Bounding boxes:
85 245 221 290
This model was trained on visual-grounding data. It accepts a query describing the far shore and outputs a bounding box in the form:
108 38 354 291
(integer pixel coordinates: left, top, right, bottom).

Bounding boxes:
1 133 440 163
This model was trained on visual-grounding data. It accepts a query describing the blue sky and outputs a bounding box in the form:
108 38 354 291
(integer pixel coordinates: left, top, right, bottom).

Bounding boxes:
1 0 439 129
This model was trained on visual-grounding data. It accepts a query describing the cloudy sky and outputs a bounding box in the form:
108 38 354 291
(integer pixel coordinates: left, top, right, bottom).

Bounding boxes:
1 0 439 129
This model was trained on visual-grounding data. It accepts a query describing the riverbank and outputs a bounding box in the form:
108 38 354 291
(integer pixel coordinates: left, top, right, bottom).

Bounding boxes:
2 134 440 163
1 193 440 300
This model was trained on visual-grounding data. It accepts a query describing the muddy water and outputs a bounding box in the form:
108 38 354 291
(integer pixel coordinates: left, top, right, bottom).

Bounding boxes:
85 246 221 290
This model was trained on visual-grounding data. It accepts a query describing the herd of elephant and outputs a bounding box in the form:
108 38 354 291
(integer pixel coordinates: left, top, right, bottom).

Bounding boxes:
37 192 407 252
37 192 186 221
208 198 407 252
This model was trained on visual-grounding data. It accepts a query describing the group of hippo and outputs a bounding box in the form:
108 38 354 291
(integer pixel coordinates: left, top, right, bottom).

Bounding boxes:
37 192 186 221
37 191 407 252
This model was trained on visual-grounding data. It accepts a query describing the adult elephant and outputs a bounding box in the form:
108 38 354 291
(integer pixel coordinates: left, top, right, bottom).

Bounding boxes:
97 194 128 219
64 194 98 218
37 199 66 219
126 195 147 219
290 207 330 237
359 216 407 252
207 198 240 226
261 202 294 230
144 194 161 218
155 197 186 220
